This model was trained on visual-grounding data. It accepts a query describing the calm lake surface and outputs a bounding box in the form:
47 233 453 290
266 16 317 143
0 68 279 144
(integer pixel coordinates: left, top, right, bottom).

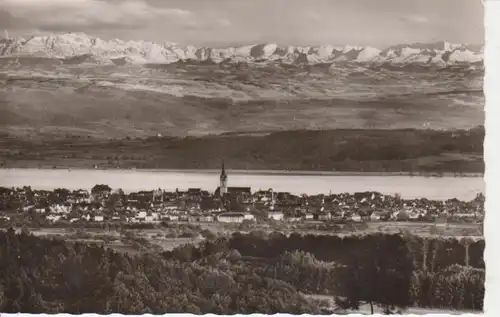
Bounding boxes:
0 168 484 200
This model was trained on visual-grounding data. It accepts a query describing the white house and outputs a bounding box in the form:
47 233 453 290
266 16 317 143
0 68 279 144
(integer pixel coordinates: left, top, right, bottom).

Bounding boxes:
408 211 420 220
218 212 246 223
455 212 476 220
199 215 215 222
163 215 179 221
286 216 302 222
393 210 411 221
94 215 104 222
76 189 90 196
131 217 144 223
318 213 332 221
304 213 314 221
370 211 386 221
268 211 284 221
163 206 178 213
145 212 160 222
331 213 344 221
243 213 256 221
47 214 62 223
50 204 70 214
23 205 35 212
351 214 362 222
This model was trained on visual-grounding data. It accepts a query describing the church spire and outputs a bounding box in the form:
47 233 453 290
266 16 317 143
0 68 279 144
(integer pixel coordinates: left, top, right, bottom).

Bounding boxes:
220 160 228 196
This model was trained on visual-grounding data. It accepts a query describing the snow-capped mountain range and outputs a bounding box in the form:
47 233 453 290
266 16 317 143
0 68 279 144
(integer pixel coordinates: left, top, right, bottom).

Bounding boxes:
0 33 484 67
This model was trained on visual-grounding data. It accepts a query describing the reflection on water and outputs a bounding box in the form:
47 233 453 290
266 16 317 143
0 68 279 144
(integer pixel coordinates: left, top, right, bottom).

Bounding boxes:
0 168 484 200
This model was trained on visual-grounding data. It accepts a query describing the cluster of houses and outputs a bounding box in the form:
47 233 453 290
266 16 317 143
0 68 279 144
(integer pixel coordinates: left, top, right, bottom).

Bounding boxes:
0 183 485 226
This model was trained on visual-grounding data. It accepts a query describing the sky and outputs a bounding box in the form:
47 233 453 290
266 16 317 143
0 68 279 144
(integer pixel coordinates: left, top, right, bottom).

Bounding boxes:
0 0 484 48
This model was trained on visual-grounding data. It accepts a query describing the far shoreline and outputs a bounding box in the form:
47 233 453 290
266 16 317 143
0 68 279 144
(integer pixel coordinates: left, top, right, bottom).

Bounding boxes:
0 167 485 178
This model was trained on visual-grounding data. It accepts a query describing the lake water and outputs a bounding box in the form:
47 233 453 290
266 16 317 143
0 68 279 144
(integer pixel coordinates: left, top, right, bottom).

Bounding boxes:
0 168 484 200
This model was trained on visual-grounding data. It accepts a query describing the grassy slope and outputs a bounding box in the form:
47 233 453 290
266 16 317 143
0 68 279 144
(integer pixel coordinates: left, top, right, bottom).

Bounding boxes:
0 127 484 173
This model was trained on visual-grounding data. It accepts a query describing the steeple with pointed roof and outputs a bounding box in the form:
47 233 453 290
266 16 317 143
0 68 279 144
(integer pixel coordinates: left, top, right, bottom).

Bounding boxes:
220 160 228 196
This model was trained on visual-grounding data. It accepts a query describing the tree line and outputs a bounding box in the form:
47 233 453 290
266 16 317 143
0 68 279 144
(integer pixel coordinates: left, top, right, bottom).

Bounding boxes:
0 229 484 314
0 229 319 314
164 231 485 312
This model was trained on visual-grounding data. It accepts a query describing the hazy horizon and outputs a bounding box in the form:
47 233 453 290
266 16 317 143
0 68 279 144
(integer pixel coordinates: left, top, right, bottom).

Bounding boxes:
1 0 484 47
0 30 485 50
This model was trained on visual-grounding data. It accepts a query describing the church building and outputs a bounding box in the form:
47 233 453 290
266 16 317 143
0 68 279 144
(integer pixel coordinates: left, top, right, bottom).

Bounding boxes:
214 161 251 200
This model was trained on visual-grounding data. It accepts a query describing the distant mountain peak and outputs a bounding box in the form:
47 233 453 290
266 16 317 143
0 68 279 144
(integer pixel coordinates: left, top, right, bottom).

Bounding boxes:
0 32 484 67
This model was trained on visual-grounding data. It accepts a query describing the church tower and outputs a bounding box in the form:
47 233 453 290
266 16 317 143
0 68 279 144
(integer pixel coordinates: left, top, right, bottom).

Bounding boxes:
220 160 228 196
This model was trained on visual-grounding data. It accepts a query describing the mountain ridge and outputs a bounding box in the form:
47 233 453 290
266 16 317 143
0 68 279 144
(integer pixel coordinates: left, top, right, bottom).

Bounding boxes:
0 32 484 67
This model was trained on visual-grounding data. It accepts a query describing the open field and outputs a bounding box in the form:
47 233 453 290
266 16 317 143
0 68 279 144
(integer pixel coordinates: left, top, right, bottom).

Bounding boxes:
17 227 205 254
196 221 483 238
10 220 482 257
